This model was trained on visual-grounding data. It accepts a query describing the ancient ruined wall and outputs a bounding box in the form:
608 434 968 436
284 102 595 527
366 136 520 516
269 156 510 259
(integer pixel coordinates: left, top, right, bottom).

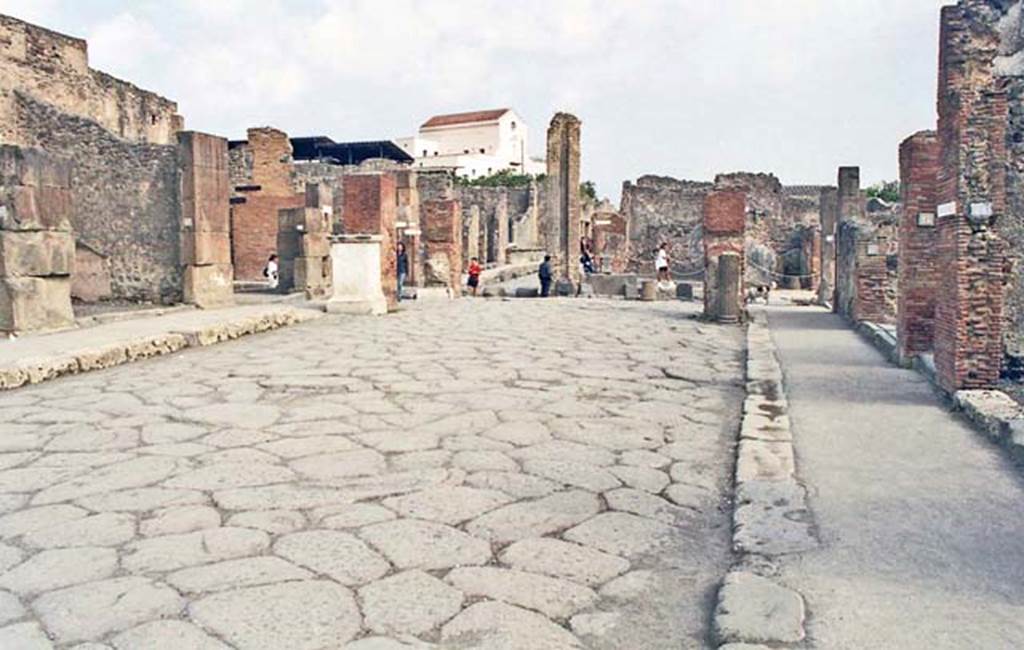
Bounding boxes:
416 170 456 203
543 113 582 281
343 173 398 308
13 91 181 302
0 15 180 146
421 199 462 292
621 175 711 273
934 1 1009 391
715 173 783 287
591 211 629 273
179 132 233 308
703 190 746 319
455 185 531 267
898 131 941 360
277 185 331 299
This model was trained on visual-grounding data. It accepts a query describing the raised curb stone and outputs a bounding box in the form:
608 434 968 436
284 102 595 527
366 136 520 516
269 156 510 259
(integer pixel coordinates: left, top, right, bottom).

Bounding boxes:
713 571 806 645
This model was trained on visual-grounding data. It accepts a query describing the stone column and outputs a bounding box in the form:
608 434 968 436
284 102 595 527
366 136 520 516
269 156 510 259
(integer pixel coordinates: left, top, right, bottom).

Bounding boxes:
277 183 332 299
933 4 1008 392
343 173 398 309
817 187 838 305
703 190 746 321
0 146 75 333
178 131 233 308
421 199 463 295
833 167 863 315
897 131 941 363
544 113 582 284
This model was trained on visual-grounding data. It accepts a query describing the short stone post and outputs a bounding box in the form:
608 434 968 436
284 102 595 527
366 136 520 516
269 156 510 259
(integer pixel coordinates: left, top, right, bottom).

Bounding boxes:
342 173 398 309
0 146 75 333
716 253 742 323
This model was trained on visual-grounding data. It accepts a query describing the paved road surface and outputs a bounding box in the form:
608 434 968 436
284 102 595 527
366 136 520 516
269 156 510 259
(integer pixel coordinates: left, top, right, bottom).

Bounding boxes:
765 305 1024 649
0 298 742 649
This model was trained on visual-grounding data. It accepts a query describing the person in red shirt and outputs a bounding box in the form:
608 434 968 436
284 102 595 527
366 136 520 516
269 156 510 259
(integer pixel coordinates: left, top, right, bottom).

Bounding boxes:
467 257 482 296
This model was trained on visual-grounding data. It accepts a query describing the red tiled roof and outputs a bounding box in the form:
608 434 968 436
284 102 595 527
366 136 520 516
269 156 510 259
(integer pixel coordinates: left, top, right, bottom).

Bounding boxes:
421 108 510 129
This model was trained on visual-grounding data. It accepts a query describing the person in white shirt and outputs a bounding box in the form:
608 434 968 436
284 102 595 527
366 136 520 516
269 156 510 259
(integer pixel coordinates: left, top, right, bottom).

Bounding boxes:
655 243 670 282
264 254 279 290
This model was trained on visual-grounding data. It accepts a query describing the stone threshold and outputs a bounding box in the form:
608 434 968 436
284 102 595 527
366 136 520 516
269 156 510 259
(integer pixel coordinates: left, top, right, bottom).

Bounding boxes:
712 309 813 649
0 305 323 391
850 319 1024 472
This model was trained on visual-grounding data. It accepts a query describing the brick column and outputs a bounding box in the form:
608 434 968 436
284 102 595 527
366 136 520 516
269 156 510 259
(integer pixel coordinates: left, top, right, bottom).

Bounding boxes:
817 187 838 304
343 173 398 310
897 131 941 362
933 4 1008 392
0 146 75 333
703 190 746 320
544 113 582 283
277 183 332 299
178 131 233 308
421 199 463 294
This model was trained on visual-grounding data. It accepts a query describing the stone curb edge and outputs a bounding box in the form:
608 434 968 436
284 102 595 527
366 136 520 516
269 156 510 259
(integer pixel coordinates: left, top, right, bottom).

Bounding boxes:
712 310 813 649
0 308 323 391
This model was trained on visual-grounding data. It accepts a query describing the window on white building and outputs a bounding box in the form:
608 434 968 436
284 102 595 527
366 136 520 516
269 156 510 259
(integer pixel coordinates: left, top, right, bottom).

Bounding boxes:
422 150 427 157
479 148 485 154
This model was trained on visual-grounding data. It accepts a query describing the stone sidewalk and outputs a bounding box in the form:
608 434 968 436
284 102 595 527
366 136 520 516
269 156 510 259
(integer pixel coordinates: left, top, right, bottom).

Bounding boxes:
763 304 1024 649
0 304 323 390
0 298 744 649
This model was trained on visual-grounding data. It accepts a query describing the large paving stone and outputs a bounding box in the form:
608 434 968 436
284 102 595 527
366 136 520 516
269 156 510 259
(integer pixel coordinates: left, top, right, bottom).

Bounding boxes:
122 527 270 572
0 542 21 573
523 460 621 492
226 509 307 534
74 487 206 512
713 572 805 645
464 471 559 498
359 519 491 570
359 570 464 635
318 503 395 529
733 480 817 556
111 620 231 649
0 546 116 595
32 457 179 505
274 530 389 585
257 436 359 459
164 462 295 490
188 403 281 429
343 638 435 649
0 504 87 538
447 566 597 619
483 421 552 446
382 486 512 525
0 589 25 625
465 490 600 543
563 512 675 557
511 441 615 466
499 538 630 586
189 580 361 649
451 450 518 472
441 601 583 649
139 505 220 536
213 484 352 510
22 512 135 548
609 465 670 493
33 576 185 644
0 622 53 649
167 556 312 593
604 488 689 525
290 449 386 480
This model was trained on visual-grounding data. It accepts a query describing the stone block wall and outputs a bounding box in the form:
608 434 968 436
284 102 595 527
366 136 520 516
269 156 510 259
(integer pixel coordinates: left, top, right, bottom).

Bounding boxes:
343 173 398 309
0 145 75 333
703 190 746 319
620 175 711 273
277 184 332 299
421 199 463 292
0 15 181 146
179 132 233 308
13 91 182 302
897 131 941 361
715 172 785 287
818 187 839 303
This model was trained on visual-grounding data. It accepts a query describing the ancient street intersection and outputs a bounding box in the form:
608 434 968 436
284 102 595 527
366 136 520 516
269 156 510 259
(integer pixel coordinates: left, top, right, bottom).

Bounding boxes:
0 299 743 649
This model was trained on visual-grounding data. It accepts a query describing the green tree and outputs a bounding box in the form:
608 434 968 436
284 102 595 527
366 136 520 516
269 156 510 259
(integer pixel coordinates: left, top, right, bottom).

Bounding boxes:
580 180 597 201
866 180 900 203
454 169 538 188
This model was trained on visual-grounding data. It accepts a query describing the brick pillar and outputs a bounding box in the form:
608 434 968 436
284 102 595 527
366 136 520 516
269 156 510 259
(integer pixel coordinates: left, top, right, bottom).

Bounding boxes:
343 173 398 310
179 132 233 308
817 187 838 304
545 113 582 283
897 131 941 362
833 167 862 313
0 146 75 333
933 4 1008 392
703 190 746 320
422 199 463 294
277 183 332 299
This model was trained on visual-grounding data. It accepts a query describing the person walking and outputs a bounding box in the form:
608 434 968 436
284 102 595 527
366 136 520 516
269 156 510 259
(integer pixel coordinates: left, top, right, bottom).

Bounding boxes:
396 242 409 301
264 254 279 290
655 243 670 282
467 257 482 296
539 255 553 297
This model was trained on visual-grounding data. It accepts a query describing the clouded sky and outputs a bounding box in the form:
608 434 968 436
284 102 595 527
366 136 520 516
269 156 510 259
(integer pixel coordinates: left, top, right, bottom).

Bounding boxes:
2 0 948 201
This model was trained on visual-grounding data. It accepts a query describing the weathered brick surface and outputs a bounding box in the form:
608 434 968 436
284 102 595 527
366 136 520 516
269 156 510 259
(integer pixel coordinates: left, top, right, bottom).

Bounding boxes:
818 187 838 303
343 173 398 309
703 190 746 319
421 199 463 292
231 194 303 280
592 211 629 273
898 131 941 360
544 113 582 282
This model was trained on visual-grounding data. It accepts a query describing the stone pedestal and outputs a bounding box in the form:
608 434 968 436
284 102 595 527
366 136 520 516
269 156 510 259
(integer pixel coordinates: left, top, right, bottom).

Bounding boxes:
325 235 387 315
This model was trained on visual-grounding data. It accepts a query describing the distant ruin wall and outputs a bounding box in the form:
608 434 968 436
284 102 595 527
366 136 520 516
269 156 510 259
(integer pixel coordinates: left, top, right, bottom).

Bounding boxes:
620 175 710 273
0 14 180 145
12 91 181 302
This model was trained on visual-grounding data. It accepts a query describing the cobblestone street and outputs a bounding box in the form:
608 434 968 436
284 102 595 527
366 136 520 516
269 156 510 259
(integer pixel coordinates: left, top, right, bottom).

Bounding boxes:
0 299 744 649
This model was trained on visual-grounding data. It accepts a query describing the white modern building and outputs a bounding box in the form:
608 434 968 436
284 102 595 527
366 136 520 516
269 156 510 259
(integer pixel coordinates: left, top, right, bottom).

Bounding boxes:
395 108 546 179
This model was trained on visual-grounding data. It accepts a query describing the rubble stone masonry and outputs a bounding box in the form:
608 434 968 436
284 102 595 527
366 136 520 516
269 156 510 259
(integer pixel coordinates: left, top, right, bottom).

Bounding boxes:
421 199 463 292
898 131 942 361
277 184 332 299
544 113 582 282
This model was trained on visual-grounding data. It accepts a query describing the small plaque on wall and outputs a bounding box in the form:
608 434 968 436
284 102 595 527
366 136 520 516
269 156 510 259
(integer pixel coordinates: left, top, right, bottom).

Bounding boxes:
937 202 956 217
866 243 881 256
917 212 936 227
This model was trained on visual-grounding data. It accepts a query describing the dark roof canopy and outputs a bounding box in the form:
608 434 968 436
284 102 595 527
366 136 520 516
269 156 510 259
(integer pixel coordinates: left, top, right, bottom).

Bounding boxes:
290 137 413 165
